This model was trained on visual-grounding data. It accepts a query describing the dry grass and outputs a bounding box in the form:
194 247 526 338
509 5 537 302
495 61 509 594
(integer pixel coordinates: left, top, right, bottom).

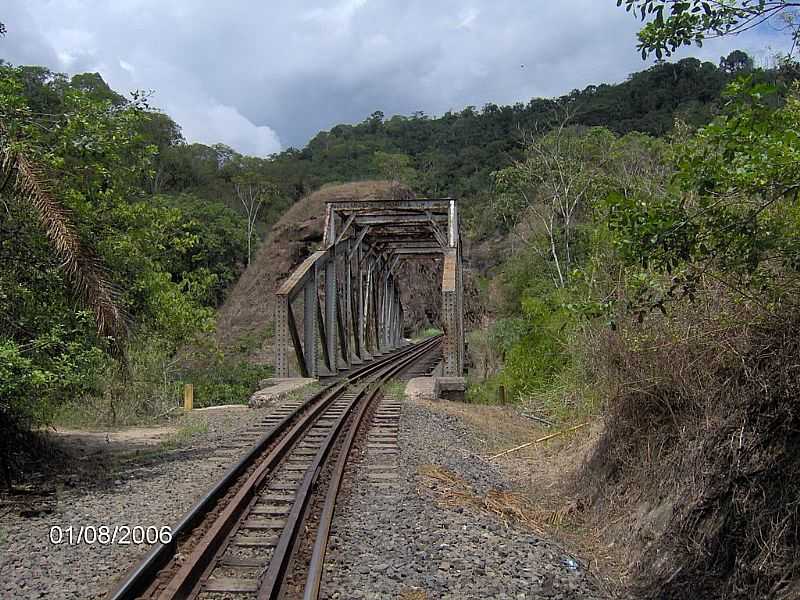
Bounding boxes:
411 396 629 593
412 399 552 454
418 463 548 534
578 294 800 599
398 590 428 600
416 461 627 595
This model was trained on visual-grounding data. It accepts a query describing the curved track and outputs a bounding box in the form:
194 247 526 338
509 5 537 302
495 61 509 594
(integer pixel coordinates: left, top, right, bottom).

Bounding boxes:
109 336 442 600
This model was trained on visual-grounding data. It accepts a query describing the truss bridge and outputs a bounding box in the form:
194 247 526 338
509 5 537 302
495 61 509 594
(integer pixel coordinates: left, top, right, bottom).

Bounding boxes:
274 196 465 384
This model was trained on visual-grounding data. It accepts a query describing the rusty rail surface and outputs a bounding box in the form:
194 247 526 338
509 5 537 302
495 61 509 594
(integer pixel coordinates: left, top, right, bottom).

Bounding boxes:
108 335 441 600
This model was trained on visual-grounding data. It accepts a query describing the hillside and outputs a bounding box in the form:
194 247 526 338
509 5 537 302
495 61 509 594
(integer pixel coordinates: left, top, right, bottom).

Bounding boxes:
256 56 738 205
144 54 759 240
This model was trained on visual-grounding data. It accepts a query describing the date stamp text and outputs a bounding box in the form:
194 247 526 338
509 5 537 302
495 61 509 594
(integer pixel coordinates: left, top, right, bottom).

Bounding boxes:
48 525 172 546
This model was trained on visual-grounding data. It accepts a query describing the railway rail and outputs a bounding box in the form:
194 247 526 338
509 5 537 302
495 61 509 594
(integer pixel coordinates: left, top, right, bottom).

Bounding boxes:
108 336 442 600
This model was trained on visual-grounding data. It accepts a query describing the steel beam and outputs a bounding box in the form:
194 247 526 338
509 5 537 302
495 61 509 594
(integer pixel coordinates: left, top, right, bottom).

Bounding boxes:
357 244 367 360
286 302 308 378
442 249 460 377
324 245 337 373
335 214 356 245
354 214 448 226
275 295 289 378
344 238 353 363
303 275 317 377
317 292 331 372
327 199 453 211
387 247 444 255
347 227 370 259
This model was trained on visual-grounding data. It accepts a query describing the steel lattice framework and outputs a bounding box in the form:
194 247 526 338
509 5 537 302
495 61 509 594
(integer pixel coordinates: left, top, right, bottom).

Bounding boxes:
274 197 464 379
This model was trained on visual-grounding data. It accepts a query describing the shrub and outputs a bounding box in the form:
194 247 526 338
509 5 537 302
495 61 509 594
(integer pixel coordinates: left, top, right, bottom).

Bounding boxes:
182 358 273 408
578 285 800 599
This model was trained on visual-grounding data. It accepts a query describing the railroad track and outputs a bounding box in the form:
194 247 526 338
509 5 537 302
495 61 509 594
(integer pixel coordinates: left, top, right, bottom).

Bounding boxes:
109 336 442 600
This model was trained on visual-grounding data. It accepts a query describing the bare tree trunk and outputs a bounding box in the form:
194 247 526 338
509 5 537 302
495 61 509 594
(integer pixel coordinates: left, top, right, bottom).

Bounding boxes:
235 180 264 267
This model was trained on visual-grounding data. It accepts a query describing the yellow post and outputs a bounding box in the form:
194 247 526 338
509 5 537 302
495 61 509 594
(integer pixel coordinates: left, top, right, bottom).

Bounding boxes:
497 384 507 405
183 383 193 412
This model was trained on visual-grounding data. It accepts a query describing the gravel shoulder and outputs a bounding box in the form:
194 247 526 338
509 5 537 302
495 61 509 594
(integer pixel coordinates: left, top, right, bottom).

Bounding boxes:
0 386 317 600
321 386 612 600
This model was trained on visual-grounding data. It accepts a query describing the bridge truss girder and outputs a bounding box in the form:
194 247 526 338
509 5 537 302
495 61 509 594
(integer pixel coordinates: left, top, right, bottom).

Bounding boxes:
275 198 464 379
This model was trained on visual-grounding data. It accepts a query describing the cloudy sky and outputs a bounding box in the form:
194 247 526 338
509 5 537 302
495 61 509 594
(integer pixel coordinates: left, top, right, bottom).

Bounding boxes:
0 1 787 156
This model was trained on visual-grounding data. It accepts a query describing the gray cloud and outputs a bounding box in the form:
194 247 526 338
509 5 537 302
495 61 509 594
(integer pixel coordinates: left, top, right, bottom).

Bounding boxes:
0 1 788 155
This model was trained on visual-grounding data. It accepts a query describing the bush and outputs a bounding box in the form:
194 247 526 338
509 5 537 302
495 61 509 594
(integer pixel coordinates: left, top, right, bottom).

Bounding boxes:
578 287 800 599
182 358 273 408
50 333 275 426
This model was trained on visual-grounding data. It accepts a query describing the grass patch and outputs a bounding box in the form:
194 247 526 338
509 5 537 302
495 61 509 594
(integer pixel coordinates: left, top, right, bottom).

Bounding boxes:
281 382 323 404
399 591 428 600
183 359 274 408
160 417 209 449
466 325 601 425
418 463 549 533
382 379 406 400
466 373 505 405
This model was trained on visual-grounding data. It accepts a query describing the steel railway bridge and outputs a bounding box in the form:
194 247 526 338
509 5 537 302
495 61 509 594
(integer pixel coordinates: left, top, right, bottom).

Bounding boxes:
274 196 465 386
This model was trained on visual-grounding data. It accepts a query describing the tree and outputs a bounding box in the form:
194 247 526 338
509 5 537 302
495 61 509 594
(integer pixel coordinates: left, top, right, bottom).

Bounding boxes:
0 63 245 411
720 49 754 73
0 79 129 351
618 1 800 58
70 72 126 105
0 22 6 37
139 111 184 193
372 151 418 196
493 124 618 287
233 173 277 265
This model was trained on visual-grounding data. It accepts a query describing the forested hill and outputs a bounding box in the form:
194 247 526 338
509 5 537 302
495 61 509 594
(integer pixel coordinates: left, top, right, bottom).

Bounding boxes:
258 53 759 203
148 51 770 218
0 49 781 430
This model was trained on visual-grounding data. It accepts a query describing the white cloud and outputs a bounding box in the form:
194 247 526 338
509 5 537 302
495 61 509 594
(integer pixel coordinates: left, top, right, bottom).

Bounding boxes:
303 0 369 27
174 103 282 156
456 7 479 30
0 0 791 154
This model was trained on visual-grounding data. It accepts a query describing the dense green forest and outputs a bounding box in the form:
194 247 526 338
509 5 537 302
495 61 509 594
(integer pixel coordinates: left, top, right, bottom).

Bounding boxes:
1 50 766 437
1 41 797 430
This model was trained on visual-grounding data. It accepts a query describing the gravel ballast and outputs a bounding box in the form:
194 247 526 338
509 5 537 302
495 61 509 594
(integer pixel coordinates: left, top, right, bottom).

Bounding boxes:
321 394 608 600
0 388 314 600
1 383 607 599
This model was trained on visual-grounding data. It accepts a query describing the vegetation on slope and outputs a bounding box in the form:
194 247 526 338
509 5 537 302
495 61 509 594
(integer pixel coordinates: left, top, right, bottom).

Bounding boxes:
0 64 267 440
460 4 800 597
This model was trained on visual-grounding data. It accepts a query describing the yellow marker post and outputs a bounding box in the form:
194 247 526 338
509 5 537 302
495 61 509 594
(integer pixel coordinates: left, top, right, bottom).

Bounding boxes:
183 383 194 412
497 384 507 405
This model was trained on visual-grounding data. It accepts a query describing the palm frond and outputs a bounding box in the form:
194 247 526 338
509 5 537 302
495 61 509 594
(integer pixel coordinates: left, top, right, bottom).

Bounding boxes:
0 127 129 355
